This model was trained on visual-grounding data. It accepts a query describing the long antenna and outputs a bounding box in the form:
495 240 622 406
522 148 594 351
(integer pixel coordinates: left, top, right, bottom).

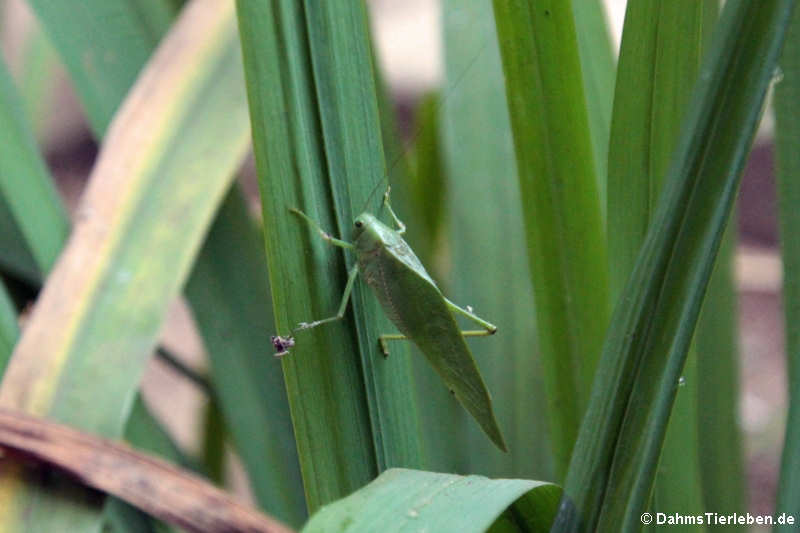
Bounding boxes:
357 38 489 217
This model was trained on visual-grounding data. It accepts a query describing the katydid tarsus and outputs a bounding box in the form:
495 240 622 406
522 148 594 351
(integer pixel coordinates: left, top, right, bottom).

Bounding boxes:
282 188 507 452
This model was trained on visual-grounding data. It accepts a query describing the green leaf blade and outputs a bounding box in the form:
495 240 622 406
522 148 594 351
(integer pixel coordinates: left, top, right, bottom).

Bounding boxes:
572 0 615 212
0 282 18 376
26 0 177 137
0 57 69 282
774 4 800 529
694 224 746 518
236 0 377 512
303 0 425 470
303 468 561 533
606 1 720 528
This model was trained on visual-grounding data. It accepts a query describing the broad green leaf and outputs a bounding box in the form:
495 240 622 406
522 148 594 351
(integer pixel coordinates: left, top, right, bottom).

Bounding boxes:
185 186 305 521
552 1 797 530
442 0 550 478
775 4 800 530
606 2 718 529
0 2 250 530
27 0 305 523
572 0 615 212
236 0 377 511
303 469 561 533
492 0 609 478
0 56 69 283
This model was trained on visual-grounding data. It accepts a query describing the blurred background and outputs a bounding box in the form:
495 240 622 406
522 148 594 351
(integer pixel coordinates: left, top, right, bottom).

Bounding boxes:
0 0 786 521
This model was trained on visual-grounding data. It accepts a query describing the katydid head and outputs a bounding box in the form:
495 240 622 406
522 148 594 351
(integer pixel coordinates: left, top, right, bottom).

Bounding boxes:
353 213 395 249
353 213 377 236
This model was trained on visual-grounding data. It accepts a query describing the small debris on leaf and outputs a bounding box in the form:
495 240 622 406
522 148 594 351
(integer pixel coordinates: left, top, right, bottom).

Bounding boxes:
271 335 295 358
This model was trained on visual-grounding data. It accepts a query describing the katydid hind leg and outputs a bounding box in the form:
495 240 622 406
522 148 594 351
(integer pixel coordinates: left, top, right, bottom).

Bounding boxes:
378 328 492 358
444 298 498 334
295 265 359 332
378 333 408 357
289 207 354 249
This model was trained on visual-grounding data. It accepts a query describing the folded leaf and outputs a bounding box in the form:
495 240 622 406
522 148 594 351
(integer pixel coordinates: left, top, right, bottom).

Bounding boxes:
303 469 561 533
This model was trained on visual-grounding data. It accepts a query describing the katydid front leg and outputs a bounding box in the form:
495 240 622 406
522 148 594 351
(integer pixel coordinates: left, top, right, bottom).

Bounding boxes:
289 208 354 249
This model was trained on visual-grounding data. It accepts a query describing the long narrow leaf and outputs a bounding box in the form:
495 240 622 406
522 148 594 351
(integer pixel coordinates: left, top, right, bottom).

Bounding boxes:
0 57 69 283
236 0 377 511
606 2 717 527
0 283 16 372
0 2 250 530
774 5 800 529
17 25 60 140
572 0 615 211
552 1 797 530
694 223 746 518
303 0 424 469
492 0 609 477
406 94 447 267
25 0 178 137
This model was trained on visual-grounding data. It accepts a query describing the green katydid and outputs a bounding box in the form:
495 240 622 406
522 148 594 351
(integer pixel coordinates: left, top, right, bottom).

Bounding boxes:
281 188 507 452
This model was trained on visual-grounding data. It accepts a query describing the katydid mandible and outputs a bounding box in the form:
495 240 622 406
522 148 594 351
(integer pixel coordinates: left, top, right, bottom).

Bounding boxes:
283 189 507 452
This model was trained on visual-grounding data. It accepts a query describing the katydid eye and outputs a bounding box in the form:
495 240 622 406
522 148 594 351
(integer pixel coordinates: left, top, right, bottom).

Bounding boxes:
355 220 363 228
